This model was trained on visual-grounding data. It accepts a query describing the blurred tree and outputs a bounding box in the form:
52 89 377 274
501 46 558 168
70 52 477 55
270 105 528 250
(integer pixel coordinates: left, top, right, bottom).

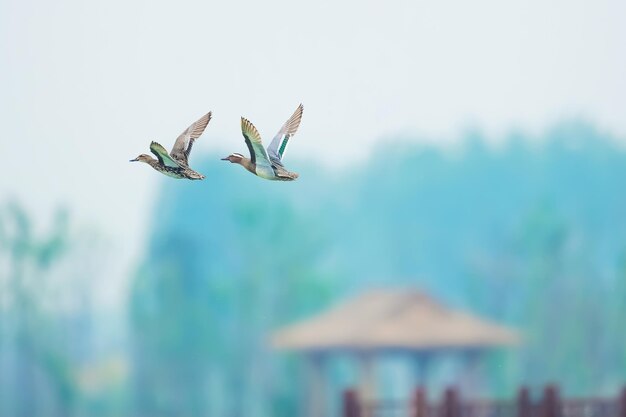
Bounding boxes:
0 202 77 417
612 254 626 381
129 164 339 417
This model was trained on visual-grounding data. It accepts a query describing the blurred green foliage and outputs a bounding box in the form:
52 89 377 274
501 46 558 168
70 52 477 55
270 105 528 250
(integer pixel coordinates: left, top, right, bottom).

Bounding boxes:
129 121 626 414
2 121 626 416
0 203 75 416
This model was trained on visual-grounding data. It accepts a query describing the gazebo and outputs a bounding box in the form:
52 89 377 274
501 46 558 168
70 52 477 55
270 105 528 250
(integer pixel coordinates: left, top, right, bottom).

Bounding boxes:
271 289 520 417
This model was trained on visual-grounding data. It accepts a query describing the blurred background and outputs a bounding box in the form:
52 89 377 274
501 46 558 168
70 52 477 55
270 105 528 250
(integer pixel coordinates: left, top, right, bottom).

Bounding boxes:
1 0 626 416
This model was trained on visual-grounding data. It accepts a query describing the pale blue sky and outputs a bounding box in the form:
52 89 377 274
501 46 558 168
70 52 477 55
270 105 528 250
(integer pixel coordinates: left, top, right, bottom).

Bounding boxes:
1 0 625 302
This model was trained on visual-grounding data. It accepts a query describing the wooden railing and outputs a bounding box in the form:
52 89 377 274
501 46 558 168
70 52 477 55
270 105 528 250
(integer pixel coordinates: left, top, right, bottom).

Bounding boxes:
343 385 626 417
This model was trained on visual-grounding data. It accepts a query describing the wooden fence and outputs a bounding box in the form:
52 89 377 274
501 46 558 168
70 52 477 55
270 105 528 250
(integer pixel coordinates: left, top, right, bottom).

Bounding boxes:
343 385 626 417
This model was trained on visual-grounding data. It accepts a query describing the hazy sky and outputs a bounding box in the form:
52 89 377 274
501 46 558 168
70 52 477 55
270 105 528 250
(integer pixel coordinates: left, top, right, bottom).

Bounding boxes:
1 0 625 296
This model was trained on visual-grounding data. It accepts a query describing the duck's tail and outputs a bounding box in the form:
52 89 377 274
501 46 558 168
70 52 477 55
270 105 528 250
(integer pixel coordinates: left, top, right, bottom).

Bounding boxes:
189 171 205 180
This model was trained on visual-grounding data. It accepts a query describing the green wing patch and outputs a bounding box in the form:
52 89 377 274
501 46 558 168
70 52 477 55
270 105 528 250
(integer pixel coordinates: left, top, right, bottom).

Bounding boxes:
278 134 290 157
150 142 182 168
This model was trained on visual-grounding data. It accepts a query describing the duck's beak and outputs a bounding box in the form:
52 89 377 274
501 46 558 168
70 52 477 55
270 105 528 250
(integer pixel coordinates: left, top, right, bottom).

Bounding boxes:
220 157 229 161
130 158 138 162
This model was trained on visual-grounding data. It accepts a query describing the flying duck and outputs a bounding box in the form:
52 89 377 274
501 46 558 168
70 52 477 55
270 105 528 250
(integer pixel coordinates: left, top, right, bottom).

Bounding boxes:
130 111 212 180
222 104 303 181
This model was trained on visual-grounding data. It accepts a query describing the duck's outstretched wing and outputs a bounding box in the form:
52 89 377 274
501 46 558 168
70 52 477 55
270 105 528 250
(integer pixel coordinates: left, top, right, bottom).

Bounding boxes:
150 142 182 168
170 111 212 165
241 117 273 170
267 104 303 167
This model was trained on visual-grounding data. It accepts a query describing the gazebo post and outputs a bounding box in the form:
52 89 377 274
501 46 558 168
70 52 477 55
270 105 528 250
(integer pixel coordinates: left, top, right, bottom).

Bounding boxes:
305 352 327 417
358 351 376 415
460 349 482 397
413 352 432 388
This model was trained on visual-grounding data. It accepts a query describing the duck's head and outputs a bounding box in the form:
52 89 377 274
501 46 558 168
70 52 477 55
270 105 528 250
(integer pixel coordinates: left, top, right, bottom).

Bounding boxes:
221 153 245 164
130 154 154 163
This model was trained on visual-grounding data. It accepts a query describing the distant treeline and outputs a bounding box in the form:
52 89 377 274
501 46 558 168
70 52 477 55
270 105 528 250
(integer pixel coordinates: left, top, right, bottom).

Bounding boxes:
130 121 626 416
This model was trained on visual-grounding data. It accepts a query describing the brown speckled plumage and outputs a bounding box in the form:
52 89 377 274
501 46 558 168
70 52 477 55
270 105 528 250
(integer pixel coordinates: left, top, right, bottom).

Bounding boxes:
131 111 211 180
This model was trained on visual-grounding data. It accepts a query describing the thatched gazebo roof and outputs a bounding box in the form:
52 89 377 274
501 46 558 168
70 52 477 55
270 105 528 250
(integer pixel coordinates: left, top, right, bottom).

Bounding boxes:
272 289 520 353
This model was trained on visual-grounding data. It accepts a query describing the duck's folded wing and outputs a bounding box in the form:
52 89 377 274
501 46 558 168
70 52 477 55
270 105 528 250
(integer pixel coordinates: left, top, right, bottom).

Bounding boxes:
170 111 212 165
241 117 273 170
150 142 182 168
267 104 303 167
